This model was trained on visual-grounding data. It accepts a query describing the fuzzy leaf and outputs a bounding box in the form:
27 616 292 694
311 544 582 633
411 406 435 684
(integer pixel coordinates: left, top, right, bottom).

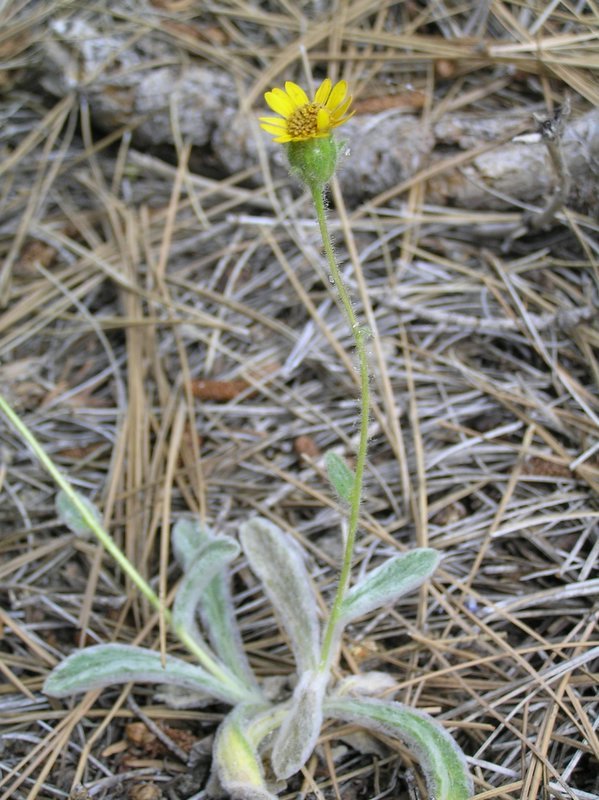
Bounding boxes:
153 684 212 709
339 549 440 625
325 451 355 502
272 669 327 780
173 537 239 638
214 706 277 800
56 490 102 538
326 697 472 800
43 643 242 705
171 517 212 570
198 559 258 688
240 518 320 673
173 519 256 687
335 671 398 697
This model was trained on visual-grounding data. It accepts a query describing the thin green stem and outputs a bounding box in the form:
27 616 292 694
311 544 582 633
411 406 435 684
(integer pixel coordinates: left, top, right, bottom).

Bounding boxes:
312 187 370 670
0 393 256 702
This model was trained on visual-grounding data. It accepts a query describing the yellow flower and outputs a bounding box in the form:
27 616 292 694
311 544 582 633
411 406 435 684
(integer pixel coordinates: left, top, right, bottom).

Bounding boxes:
260 78 354 144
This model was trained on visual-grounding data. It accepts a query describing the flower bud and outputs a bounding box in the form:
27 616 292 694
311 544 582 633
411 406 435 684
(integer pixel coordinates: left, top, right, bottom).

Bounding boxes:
286 136 340 191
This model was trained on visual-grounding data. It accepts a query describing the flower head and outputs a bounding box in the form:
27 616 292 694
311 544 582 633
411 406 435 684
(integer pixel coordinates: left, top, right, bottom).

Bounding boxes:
260 78 354 144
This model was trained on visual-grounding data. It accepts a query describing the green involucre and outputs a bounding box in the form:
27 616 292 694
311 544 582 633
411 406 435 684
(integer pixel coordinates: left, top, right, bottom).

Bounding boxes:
286 136 340 190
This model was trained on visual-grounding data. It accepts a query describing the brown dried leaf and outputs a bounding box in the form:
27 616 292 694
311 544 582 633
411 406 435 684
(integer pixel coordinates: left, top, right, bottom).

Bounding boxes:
126 722 157 750
522 457 572 478
354 91 426 114
126 722 199 758
294 435 321 460
128 784 163 800
57 443 103 460
190 378 251 402
160 18 229 45
16 240 58 274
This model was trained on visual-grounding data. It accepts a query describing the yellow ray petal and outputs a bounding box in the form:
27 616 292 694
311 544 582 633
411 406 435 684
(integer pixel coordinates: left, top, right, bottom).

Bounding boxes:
260 122 290 135
285 81 309 108
314 78 332 105
259 116 288 127
331 96 352 120
265 89 294 118
326 80 348 111
331 109 355 127
316 108 331 133
274 133 293 143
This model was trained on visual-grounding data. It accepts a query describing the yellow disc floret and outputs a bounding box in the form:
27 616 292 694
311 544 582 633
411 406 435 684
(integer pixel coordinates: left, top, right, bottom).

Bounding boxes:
287 104 327 139
259 78 354 144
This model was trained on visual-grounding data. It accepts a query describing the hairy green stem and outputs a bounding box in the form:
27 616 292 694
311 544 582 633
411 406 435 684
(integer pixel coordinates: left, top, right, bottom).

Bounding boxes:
0 393 256 702
311 188 370 670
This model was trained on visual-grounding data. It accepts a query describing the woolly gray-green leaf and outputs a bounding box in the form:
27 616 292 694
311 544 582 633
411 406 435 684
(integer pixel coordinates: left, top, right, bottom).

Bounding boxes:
56 489 102 539
173 537 239 640
214 706 277 800
173 519 256 687
272 670 327 780
339 549 440 625
198 559 258 688
172 517 213 570
326 697 472 800
325 451 355 502
240 518 320 673
335 671 398 697
44 643 243 705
